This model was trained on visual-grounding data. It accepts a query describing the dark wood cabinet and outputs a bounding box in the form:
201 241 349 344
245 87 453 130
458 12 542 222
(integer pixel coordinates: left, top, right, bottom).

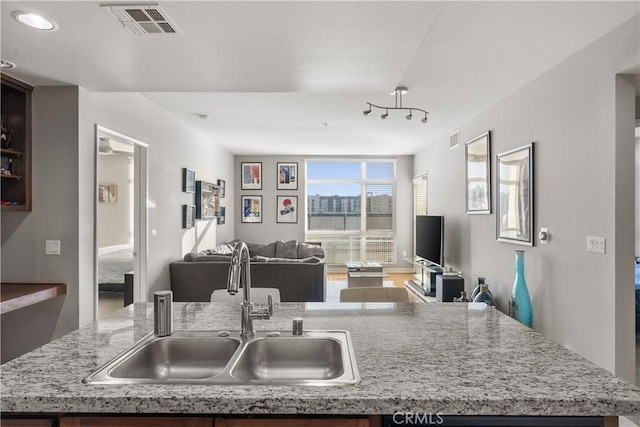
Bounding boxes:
59 416 213 427
1 74 32 211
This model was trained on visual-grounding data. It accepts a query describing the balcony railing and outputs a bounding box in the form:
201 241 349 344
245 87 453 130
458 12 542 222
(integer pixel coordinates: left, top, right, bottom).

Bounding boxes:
306 235 396 265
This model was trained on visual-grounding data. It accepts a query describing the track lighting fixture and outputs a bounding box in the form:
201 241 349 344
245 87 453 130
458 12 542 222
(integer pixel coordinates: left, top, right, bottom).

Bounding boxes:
363 87 429 124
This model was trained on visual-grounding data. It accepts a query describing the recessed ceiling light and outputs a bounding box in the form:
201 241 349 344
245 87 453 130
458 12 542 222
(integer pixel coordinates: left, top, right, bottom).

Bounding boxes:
0 60 16 69
12 11 57 31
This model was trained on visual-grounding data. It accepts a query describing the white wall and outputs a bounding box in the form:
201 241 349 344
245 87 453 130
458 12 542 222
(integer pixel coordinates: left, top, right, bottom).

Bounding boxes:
234 155 414 271
636 134 640 255
413 16 639 380
97 154 132 247
636 96 640 255
1 89 235 361
79 92 235 305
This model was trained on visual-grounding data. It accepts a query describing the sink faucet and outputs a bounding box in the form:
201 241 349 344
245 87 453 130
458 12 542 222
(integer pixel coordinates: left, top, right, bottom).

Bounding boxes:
227 241 273 338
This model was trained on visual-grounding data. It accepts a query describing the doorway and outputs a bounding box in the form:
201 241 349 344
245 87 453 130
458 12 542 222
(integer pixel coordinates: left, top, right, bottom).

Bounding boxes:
95 125 148 320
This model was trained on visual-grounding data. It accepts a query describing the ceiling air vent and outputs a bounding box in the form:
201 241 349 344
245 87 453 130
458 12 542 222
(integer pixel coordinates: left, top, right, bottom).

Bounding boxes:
449 130 460 150
102 4 181 36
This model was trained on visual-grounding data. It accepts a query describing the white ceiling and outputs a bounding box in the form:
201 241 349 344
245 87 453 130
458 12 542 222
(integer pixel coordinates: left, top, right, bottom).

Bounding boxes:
1 1 638 155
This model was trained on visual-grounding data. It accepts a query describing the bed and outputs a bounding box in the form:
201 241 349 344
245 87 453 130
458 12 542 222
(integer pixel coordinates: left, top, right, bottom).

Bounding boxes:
98 244 134 293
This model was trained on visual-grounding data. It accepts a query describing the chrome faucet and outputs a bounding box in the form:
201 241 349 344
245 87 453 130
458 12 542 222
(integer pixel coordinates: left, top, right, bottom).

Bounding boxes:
227 241 273 338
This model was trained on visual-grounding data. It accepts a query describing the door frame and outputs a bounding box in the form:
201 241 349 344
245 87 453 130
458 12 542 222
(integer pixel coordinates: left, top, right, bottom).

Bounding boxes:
94 125 149 320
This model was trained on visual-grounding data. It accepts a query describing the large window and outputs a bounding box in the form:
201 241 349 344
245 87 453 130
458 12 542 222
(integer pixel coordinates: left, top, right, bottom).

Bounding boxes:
305 160 396 265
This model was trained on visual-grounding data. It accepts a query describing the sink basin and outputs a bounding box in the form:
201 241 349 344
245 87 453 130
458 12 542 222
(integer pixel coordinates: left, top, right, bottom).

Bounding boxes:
231 336 346 382
109 335 240 380
84 331 241 384
84 330 359 386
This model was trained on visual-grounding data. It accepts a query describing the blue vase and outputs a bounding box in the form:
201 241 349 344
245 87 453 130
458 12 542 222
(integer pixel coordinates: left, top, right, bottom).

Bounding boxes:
511 250 533 328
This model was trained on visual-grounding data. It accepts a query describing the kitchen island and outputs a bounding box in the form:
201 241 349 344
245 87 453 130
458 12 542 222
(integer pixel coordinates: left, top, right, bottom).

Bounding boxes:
1 301 640 424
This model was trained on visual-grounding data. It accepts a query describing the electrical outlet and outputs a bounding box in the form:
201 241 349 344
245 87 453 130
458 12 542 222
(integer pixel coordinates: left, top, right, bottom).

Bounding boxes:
586 236 605 254
402 250 407 257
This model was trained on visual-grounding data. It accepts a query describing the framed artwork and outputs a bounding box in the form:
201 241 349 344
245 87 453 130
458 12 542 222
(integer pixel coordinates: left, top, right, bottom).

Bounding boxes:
465 131 491 214
217 179 226 198
241 162 262 190
496 143 534 246
217 206 226 225
277 162 298 190
182 204 195 229
276 196 297 223
98 184 117 204
182 168 195 193
195 181 219 220
241 195 262 223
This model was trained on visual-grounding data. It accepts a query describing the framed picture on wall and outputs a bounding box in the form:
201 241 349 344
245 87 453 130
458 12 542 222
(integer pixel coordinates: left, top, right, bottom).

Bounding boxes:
276 196 297 223
277 162 298 190
182 168 195 193
182 204 195 229
496 143 534 246
465 131 491 214
98 184 117 204
196 180 219 220
241 195 262 223
217 206 226 225
241 162 262 190
217 179 226 198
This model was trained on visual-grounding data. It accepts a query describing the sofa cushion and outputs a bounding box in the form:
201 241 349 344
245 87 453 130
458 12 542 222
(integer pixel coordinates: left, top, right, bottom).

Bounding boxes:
275 240 298 258
255 256 322 263
297 242 324 259
192 254 233 262
213 239 241 255
246 241 277 258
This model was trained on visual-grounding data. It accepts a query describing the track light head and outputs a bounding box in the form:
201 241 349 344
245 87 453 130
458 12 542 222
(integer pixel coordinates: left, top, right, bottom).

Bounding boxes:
363 105 372 116
381 110 389 120
421 114 428 124
406 111 412 120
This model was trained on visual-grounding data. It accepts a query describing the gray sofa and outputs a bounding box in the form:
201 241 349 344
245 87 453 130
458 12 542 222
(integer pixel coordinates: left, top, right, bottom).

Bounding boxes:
170 240 326 302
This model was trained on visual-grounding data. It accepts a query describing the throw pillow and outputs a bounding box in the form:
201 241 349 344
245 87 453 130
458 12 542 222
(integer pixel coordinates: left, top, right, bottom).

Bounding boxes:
246 241 277 258
297 242 324 259
275 240 298 258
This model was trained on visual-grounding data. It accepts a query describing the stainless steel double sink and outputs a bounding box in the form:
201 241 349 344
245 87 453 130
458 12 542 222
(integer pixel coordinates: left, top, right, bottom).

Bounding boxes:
83 330 360 386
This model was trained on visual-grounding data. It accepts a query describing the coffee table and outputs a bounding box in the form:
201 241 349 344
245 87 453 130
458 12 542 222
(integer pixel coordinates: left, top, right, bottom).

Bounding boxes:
346 262 388 287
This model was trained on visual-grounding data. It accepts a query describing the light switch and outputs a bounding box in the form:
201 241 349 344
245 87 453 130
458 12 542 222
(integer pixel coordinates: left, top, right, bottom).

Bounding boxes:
45 240 61 255
586 236 605 254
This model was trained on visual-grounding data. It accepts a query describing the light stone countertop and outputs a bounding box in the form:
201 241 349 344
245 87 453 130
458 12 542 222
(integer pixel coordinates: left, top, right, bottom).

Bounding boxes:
2 301 640 416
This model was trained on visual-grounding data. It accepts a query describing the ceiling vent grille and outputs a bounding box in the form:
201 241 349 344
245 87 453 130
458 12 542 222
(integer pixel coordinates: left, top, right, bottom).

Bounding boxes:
102 4 181 36
449 130 460 150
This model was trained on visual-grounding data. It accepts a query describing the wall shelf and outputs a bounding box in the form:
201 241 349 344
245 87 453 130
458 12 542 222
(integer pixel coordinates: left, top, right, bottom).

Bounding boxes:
0 283 67 315
1 74 32 211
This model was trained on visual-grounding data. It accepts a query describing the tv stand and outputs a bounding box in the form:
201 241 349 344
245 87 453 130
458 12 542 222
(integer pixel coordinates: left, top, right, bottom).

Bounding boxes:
410 259 444 296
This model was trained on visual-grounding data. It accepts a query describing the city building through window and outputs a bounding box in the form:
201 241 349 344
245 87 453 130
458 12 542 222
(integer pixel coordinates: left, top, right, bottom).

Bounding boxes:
305 160 396 265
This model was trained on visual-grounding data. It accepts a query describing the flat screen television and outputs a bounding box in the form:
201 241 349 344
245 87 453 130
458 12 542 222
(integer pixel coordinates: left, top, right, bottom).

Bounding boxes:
415 215 444 268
